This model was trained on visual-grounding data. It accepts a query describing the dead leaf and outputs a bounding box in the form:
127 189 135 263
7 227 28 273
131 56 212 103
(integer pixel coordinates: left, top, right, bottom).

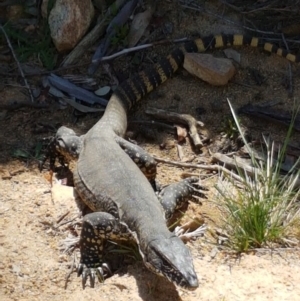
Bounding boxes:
181 217 205 232
128 8 154 47
175 125 187 143
177 143 185 161
43 170 53 185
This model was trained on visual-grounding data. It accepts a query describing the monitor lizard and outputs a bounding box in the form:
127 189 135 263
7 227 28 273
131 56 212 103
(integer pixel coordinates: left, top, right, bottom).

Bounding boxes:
41 34 299 289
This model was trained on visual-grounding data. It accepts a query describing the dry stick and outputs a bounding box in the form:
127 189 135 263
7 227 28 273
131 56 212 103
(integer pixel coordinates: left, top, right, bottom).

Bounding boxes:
0 100 48 111
55 215 79 229
281 33 293 97
91 38 187 63
0 24 34 102
129 120 175 131
1 38 188 77
211 152 260 178
153 156 244 182
287 62 293 97
177 144 185 161
64 253 76 290
145 107 205 148
56 210 70 225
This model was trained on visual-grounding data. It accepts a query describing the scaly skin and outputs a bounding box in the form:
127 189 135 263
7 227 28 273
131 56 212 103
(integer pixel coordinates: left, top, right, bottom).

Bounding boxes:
74 126 199 288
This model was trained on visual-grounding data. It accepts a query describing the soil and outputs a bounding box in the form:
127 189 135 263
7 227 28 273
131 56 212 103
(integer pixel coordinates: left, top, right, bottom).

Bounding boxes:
1 1 300 300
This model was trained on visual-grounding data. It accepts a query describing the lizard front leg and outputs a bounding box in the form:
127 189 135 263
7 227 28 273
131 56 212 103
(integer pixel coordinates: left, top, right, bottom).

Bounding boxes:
78 211 133 288
115 136 157 186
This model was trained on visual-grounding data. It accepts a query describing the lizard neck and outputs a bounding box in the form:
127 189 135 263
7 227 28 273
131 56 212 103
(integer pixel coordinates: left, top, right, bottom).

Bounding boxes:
94 93 128 136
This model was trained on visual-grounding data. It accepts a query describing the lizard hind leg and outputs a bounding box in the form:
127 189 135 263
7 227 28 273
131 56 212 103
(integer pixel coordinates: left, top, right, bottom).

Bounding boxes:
158 177 208 220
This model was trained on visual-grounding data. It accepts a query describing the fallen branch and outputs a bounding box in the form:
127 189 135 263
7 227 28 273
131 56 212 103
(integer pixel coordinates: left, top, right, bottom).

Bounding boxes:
146 107 205 148
211 152 260 178
153 156 244 182
0 100 48 111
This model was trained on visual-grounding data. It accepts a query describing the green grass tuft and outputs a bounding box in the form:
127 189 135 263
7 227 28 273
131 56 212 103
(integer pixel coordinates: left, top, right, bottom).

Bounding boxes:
215 100 300 252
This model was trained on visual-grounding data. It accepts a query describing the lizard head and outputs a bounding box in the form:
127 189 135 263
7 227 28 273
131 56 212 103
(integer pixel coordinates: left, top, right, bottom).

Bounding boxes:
55 126 83 161
142 236 199 290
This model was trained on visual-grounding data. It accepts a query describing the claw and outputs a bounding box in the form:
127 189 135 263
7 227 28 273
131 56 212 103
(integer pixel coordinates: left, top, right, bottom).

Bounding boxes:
90 269 96 288
77 263 83 276
102 263 112 277
81 267 89 289
77 262 112 288
96 267 105 283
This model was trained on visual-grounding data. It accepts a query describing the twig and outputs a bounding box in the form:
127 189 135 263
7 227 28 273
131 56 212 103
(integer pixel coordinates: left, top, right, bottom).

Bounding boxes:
55 215 79 229
0 100 48 111
153 156 244 182
91 38 188 63
0 24 34 103
1 38 188 77
56 210 70 224
129 119 175 131
146 107 205 148
281 33 290 51
64 253 76 289
177 144 185 161
180 1 300 42
281 33 293 97
287 63 293 97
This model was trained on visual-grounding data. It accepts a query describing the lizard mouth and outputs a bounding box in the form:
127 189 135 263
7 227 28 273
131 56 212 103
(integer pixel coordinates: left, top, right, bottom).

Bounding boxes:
144 247 199 290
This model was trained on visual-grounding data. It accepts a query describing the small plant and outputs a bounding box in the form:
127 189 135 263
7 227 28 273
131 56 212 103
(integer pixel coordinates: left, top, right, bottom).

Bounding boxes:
13 141 44 162
110 24 129 47
221 116 239 139
215 99 300 252
3 21 57 70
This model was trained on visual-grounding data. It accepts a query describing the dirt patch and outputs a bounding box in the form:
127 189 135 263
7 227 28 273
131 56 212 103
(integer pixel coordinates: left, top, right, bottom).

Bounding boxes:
1 1 300 300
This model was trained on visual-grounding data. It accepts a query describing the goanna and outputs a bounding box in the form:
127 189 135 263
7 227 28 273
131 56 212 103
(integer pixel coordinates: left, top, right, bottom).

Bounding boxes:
42 34 299 290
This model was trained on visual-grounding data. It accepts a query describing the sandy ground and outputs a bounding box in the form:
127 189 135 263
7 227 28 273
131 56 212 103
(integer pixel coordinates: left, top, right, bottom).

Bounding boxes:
1 174 300 301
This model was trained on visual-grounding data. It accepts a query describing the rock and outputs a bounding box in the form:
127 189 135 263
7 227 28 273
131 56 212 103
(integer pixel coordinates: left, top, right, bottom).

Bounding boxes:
183 53 236 86
48 0 95 52
94 86 111 97
223 48 241 64
51 184 74 204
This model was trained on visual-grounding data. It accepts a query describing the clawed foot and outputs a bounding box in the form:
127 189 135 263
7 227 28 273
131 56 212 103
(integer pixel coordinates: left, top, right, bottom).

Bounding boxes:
78 262 112 288
183 176 209 201
158 177 208 219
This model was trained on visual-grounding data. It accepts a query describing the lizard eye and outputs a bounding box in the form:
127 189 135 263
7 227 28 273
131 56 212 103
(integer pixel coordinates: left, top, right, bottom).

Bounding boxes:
56 137 66 148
